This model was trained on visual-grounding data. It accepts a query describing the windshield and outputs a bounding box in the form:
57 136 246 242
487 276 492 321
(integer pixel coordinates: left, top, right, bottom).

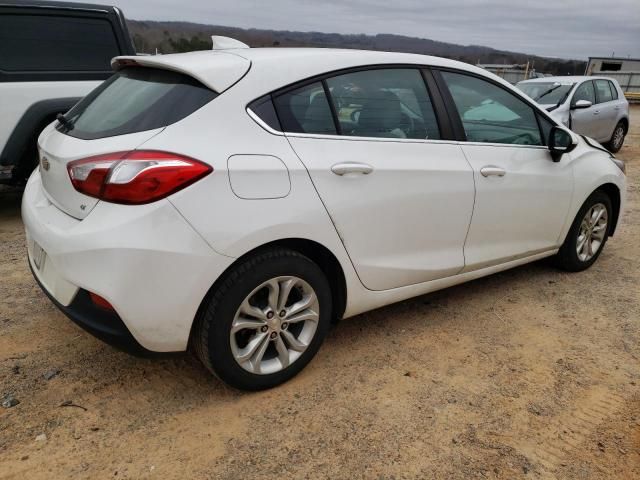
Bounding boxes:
516 82 575 105
59 67 217 140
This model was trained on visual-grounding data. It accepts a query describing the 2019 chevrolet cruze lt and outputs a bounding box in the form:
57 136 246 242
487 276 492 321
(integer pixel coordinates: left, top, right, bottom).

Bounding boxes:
23 40 626 390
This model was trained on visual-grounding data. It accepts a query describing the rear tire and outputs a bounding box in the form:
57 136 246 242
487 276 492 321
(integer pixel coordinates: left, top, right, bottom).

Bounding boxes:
192 248 332 390
554 191 612 272
606 121 626 153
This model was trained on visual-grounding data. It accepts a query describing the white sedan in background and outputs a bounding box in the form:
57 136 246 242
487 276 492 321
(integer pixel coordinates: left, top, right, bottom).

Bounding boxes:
23 40 626 390
516 76 629 152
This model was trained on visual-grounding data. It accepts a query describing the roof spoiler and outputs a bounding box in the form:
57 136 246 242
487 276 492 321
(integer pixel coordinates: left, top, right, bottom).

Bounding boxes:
211 36 250 50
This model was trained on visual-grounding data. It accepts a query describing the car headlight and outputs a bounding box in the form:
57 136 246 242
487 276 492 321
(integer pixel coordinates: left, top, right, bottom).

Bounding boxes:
610 156 626 174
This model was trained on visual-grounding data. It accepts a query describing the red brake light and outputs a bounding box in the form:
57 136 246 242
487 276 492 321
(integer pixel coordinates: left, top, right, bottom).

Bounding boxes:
67 150 212 205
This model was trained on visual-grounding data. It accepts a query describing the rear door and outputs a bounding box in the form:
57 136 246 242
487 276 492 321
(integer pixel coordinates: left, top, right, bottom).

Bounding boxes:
593 79 618 142
277 68 475 291
436 70 573 271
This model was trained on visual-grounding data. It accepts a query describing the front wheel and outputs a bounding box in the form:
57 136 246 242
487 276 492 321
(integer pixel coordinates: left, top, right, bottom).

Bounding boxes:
554 191 612 272
192 248 332 390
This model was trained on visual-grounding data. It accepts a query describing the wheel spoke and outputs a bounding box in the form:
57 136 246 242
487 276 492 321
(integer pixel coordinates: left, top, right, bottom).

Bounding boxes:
277 278 297 312
591 207 605 227
240 300 267 321
287 293 316 317
236 332 269 364
282 330 307 352
231 316 266 334
275 336 290 368
251 334 271 373
266 279 280 312
286 309 319 324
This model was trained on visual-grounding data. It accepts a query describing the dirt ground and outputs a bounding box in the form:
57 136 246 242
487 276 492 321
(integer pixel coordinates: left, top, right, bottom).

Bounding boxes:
1 107 639 480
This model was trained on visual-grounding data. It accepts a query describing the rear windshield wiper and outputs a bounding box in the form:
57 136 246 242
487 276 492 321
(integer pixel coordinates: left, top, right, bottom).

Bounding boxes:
56 113 74 130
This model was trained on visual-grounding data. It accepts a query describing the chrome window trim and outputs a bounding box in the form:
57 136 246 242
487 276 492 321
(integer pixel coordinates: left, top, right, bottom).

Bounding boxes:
247 107 546 149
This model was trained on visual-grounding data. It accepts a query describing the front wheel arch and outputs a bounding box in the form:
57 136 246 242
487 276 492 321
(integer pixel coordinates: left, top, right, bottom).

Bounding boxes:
596 183 621 236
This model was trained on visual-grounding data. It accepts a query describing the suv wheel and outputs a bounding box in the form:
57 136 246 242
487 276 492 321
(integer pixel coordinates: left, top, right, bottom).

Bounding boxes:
192 248 332 390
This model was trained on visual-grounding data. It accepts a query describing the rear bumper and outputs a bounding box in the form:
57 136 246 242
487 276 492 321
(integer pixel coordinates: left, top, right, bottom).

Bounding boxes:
22 170 235 352
29 264 153 355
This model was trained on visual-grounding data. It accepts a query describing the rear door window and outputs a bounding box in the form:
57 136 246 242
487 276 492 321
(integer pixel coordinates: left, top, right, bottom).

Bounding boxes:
273 82 337 135
0 14 120 72
325 68 440 140
608 81 619 100
594 79 614 103
60 67 217 140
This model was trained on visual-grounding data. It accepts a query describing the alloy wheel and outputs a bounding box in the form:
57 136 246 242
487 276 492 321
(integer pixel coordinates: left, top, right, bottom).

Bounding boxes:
612 126 625 150
230 276 320 374
576 203 608 262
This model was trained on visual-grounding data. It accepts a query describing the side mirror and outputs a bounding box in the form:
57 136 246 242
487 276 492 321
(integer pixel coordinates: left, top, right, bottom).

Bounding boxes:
548 126 577 162
571 99 592 110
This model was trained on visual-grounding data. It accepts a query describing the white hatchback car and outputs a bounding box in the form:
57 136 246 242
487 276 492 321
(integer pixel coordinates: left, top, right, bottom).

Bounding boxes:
23 43 626 390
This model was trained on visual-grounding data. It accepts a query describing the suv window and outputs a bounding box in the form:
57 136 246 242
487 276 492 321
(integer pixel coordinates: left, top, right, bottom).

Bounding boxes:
594 79 614 103
0 15 120 72
325 69 440 139
572 81 596 105
273 82 337 135
441 71 542 146
60 67 217 140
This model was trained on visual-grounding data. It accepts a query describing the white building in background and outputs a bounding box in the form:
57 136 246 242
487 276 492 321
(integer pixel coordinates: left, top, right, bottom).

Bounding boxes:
586 57 640 74
586 57 640 98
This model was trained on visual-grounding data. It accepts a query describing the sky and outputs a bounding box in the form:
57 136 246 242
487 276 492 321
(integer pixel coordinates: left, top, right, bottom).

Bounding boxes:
83 0 639 60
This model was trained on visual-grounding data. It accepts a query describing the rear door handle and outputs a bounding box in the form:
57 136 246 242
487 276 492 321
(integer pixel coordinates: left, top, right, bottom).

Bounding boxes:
331 162 374 176
480 166 506 177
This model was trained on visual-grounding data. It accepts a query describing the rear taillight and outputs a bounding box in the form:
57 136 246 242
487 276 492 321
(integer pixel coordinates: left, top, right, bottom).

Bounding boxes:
67 150 212 205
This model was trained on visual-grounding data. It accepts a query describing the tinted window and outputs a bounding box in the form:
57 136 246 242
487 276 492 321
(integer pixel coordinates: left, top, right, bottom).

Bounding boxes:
595 79 614 103
537 114 555 146
248 95 282 131
61 67 217 140
0 15 120 72
441 72 542 146
325 69 440 139
609 81 619 100
273 82 337 135
572 81 596 105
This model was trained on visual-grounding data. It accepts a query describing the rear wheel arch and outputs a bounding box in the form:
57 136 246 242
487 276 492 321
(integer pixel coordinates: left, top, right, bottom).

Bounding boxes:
1 97 81 182
190 238 347 343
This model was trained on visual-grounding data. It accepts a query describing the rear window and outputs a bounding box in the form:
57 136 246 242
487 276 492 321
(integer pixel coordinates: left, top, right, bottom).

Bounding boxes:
0 15 120 72
60 67 217 140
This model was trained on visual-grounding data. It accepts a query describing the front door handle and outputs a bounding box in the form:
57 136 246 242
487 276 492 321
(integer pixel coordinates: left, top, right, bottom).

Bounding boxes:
331 162 374 176
480 166 506 177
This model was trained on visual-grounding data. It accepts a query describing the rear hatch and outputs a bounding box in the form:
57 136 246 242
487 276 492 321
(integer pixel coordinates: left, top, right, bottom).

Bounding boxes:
39 53 250 219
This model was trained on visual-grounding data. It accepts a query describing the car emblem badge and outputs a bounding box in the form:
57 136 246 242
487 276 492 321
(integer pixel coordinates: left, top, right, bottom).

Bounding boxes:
41 157 50 171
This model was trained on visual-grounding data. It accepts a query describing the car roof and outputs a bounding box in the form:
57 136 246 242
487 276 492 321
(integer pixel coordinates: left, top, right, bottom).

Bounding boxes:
114 47 509 94
518 75 615 84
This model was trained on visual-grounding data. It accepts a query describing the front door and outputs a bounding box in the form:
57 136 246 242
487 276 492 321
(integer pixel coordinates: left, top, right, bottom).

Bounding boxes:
438 70 574 271
570 80 599 139
273 68 475 291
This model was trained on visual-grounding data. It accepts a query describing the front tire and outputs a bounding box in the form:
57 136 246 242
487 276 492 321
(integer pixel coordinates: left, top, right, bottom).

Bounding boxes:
554 191 612 272
606 121 626 153
192 248 332 390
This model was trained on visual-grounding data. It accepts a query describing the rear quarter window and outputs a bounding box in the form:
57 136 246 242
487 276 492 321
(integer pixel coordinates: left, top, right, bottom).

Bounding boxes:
0 14 120 72
60 67 218 140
